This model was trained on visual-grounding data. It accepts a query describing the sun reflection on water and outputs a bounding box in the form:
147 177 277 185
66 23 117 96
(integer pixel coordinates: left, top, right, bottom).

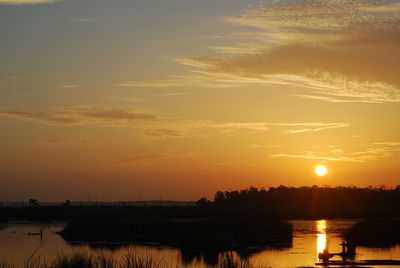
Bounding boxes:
316 220 327 258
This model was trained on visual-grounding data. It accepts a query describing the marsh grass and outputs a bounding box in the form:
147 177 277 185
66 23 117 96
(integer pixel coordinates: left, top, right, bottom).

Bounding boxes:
0 249 259 268
0 249 168 268
0 259 13 268
219 252 254 268
48 252 117 268
121 249 166 268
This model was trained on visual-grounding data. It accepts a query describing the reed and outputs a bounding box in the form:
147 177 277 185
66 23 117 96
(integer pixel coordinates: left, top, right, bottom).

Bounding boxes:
0 250 167 268
0 259 13 268
219 252 254 268
121 249 166 268
48 252 117 268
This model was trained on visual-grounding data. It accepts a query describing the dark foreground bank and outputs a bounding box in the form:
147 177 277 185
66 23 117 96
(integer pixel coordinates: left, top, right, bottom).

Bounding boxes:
344 219 400 248
0 250 254 268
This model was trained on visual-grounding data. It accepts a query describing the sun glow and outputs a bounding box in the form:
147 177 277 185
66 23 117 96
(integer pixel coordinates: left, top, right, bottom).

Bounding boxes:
315 165 328 176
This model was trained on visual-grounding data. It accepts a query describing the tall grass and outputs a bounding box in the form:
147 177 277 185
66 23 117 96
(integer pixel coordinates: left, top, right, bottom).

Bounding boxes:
0 258 13 268
121 249 165 268
0 249 166 268
219 252 254 268
48 252 117 268
0 250 257 268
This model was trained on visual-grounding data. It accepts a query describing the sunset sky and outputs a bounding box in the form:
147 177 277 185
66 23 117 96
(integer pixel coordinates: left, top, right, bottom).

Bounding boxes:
1 0 399 201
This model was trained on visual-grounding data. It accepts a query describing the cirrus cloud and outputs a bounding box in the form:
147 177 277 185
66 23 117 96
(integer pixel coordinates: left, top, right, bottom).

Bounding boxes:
120 0 400 103
270 142 400 163
0 106 156 126
0 0 58 5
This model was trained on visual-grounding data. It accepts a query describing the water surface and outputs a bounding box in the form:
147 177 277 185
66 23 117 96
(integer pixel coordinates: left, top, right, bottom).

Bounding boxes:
1 220 399 267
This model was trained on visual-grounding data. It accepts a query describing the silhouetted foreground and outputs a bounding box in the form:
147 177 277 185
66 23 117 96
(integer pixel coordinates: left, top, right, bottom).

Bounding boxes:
0 250 255 268
344 219 400 248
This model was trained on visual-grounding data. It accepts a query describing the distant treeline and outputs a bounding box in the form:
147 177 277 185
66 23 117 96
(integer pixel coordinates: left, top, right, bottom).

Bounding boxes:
0 186 399 221
197 186 400 218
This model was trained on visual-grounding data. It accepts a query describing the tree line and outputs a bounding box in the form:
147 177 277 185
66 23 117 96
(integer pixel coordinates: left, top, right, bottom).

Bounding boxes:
197 185 400 218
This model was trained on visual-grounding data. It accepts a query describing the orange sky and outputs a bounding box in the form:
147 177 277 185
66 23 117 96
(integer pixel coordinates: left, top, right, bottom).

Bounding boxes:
0 0 399 201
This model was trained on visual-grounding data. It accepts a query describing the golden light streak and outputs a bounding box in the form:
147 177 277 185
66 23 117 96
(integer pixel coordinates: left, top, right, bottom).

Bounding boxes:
316 220 328 259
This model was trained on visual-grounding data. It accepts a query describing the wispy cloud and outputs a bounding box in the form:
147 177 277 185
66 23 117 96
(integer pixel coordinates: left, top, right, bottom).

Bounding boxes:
137 120 351 138
59 85 79 89
156 91 196 97
0 106 350 139
35 138 93 146
213 122 270 132
68 18 96 23
143 128 183 139
0 110 83 125
120 0 400 103
295 94 381 104
69 106 156 121
0 0 58 5
116 152 195 165
281 122 350 134
0 106 156 126
115 76 240 89
212 122 349 134
270 142 400 162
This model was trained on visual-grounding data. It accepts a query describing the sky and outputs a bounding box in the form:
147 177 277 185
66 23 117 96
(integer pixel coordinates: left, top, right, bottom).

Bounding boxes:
0 0 399 201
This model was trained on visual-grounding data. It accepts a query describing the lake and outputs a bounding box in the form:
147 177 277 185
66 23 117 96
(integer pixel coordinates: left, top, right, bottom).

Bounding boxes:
1 220 399 267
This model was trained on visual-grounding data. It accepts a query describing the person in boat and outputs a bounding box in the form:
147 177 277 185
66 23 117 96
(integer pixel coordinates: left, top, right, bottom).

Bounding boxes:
318 249 334 262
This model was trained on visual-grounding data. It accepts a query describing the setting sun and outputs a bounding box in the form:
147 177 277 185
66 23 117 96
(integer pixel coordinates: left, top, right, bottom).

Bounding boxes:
315 165 328 176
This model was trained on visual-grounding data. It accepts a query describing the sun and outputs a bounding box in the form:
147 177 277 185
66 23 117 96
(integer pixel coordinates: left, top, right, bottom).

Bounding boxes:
315 165 328 176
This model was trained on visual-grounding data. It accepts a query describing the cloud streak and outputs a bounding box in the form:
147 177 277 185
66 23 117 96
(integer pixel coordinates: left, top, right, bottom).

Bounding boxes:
35 138 93 146
0 107 350 137
0 106 156 126
0 0 58 5
270 142 400 162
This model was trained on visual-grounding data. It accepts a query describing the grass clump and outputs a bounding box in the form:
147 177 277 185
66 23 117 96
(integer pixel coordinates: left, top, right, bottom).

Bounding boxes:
121 249 165 268
0 249 166 268
0 259 13 268
49 252 116 268
219 252 254 268
0 249 260 268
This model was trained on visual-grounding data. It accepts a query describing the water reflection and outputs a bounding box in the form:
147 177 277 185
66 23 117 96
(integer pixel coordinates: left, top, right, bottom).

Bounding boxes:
1 220 399 268
316 220 327 257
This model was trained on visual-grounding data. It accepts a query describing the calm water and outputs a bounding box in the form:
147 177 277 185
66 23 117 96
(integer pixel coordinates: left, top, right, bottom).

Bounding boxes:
1 220 400 267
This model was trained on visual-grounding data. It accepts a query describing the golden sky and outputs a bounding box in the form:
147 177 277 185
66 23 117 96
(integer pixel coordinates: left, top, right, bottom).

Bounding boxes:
0 0 399 201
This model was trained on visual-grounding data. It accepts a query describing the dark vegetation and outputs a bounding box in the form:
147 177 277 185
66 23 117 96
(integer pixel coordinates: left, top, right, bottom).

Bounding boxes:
0 250 255 268
1 186 400 261
2 186 399 221
344 219 400 248
199 185 400 218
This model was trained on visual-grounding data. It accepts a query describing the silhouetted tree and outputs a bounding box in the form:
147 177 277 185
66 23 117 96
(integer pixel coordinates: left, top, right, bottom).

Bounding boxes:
196 197 211 207
198 186 400 218
28 199 39 206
